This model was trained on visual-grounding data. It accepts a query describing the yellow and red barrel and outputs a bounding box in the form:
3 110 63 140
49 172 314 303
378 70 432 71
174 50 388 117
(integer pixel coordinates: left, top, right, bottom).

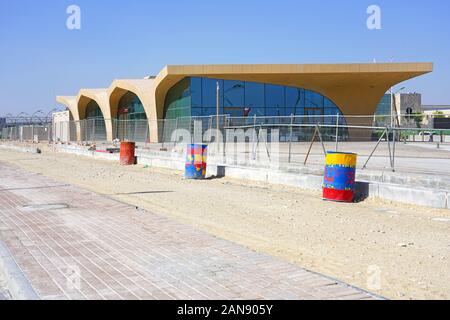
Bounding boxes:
323 152 357 202
120 142 136 165
185 144 208 179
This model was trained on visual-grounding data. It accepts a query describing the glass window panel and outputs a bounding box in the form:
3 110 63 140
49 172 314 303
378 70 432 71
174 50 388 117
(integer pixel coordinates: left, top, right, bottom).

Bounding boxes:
202 78 223 108
244 82 265 108
164 78 191 119
323 117 334 125
324 107 340 116
265 107 285 117
286 87 304 108
323 109 337 125
223 80 244 107
324 97 336 108
223 106 247 117
86 101 103 119
375 94 391 116
177 96 190 109
249 108 265 117
202 107 218 117
190 77 202 108
286 107 305 116
191 108 202 117
305 90 324 108
178 106 191 118
265 84 285 108
304 108 323 116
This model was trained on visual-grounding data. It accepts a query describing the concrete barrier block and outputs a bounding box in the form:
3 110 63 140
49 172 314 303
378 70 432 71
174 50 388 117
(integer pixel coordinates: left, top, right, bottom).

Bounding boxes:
0 144 41 154
378 184 448 209
151 158 184 171
357 171 384 183
47 145 450 210
267 171 322 190
94 152 119 161
225 166 268 183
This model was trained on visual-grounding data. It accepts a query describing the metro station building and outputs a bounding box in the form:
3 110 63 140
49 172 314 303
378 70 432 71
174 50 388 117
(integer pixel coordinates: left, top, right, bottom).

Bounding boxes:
56 63 433 142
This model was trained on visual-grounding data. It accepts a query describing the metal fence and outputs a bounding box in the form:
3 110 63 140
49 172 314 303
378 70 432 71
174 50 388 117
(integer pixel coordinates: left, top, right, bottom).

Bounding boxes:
1 124 52 142
2 114 450 176
113 119 149 143
157 114 448 144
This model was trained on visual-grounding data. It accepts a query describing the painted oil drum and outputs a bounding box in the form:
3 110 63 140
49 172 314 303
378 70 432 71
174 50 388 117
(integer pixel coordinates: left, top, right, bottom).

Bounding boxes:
323 152 357 203
120 142 136 165
185 144 208 179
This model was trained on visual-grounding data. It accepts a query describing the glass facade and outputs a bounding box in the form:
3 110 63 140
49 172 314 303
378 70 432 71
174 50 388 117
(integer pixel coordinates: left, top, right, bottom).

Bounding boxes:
163 77 346 122
115 92 148 142
117 92 147 120
375 94 392 116
85 101 104 120
84 100 106 141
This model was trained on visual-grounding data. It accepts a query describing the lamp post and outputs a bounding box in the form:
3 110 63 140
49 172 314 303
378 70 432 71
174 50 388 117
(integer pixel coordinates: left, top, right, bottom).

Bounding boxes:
216 80 220 154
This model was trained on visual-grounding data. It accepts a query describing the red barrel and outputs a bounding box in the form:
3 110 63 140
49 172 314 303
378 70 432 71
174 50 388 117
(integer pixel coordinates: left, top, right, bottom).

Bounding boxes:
120 142 136 165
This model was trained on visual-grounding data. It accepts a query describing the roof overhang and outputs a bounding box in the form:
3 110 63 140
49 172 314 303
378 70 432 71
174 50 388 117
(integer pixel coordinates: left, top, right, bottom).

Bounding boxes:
153 63 433 117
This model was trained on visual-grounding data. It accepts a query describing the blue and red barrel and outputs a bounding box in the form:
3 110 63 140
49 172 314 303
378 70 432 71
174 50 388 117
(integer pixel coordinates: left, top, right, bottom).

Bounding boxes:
185 144 208 179
323 152 357 203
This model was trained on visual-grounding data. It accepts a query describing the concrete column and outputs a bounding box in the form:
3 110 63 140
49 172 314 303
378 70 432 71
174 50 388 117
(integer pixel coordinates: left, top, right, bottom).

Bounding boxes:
75 121 82 142
149 120 159 143
344 116 375 142
104 118 114 142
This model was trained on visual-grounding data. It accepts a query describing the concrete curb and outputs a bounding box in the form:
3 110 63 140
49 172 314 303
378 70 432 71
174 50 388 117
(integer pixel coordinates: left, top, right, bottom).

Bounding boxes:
53 145 119 161
0 240 40 300
0 144 41 154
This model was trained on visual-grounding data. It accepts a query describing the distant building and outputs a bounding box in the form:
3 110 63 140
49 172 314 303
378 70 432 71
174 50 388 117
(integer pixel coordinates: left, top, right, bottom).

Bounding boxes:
395 93 422 115
375 92 422 126
52 110 72 142
422 105 450 116
422 105 450 129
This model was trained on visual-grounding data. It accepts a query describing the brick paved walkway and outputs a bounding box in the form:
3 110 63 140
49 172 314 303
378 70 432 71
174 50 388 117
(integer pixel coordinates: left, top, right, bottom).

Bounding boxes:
0 278 10 300
0 161 378 300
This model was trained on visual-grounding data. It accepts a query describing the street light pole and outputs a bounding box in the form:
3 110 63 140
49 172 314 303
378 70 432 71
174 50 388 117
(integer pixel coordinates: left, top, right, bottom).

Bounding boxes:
216 80 220 154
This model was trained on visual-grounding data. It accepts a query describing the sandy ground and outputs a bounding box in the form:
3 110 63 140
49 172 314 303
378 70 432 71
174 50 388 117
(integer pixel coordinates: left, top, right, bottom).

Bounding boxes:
0 146 449 300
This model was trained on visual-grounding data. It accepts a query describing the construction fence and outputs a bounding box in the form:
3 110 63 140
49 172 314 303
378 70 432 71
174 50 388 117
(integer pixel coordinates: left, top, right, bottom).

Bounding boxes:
1 115 450 175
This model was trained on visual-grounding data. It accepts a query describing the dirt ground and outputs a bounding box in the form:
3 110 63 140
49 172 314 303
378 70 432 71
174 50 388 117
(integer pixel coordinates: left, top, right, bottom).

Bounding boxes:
0 145 449 300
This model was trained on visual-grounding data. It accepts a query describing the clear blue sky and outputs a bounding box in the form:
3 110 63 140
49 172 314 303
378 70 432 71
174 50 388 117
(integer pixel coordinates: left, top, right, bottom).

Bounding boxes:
1 0 449 115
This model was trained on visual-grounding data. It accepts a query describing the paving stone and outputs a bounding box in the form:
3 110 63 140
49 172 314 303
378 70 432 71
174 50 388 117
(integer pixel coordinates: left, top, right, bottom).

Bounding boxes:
0 161 379 300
